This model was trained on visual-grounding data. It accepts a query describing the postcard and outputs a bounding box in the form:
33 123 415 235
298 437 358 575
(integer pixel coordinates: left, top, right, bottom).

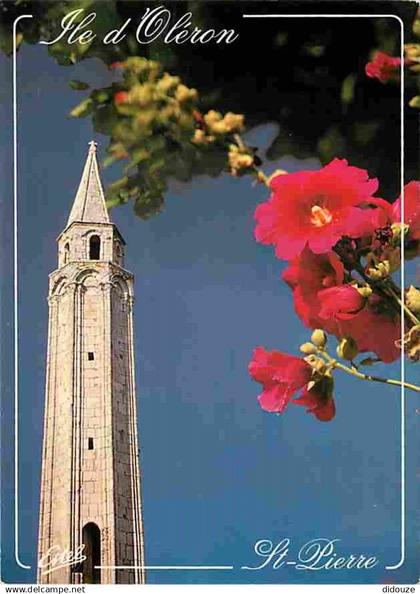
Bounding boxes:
0 1 419 590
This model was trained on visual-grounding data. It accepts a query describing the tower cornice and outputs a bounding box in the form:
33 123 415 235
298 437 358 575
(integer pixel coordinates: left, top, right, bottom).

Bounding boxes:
57 221 126 246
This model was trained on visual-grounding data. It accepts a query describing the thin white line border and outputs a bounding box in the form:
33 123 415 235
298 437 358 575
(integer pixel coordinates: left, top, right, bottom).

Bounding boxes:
242 11 406 573
12 11 406 575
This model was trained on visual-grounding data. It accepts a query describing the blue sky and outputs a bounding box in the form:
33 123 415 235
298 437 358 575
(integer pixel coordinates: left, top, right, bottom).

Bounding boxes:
0 42 419 585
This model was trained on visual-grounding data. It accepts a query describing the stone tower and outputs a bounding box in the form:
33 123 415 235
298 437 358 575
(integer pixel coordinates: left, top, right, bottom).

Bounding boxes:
37 142 145 584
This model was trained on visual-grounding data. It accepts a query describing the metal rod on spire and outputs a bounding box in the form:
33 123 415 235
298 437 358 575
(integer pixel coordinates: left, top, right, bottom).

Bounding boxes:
88 140 98 153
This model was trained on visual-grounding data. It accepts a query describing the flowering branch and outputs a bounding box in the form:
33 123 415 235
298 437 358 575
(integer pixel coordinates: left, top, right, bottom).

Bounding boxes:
247 156 420 422
319 348 420 394
66 45 420 423
385 281 420 327
223 132 420 415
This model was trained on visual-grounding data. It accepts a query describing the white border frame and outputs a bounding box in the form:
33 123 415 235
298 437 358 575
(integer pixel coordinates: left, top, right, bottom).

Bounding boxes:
12 11 406 576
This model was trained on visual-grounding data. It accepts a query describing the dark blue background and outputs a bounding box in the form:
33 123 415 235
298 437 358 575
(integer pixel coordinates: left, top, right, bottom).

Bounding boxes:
0 43 418 584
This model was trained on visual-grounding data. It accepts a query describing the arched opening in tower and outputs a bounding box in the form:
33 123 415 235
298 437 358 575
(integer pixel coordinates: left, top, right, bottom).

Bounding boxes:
82 522 101 584
89 235 101 260
64 242 70 264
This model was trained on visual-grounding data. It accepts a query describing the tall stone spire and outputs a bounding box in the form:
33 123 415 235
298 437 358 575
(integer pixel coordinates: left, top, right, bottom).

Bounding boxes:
38 143 145 584
66 141 110 226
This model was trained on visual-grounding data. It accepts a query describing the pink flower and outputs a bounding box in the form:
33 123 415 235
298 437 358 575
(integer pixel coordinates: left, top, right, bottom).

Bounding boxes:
315 285 401 363
284 250 401 362
318 285 366 320
293 378 336 422
365 51 402 83
338 295 401 363
282 248 345 333
391 181 420 241
114 91 129 105
249 347 312 413
254 159 380 259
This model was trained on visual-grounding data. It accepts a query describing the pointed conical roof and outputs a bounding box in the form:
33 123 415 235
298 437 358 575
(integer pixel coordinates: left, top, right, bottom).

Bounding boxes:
66 141 110 227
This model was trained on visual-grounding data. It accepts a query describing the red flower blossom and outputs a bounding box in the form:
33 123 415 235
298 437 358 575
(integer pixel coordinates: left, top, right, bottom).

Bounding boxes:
282 248 345 333
318 285 366 320
282 246 400 361
365 51 401 83
249 347 312 413
338 295 401 363
114 91 129 105
192 109 205 125
293 377 336 422
109 61 123 70
254 159 380 260
391 181 420 241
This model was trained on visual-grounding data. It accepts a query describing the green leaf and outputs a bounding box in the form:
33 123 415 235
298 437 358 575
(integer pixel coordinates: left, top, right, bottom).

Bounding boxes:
102 155 118 168
413 16 420 38
341 74 356 105
317 127 346 162
352 121 381 146
69 80 90 91
134 191 164 219
305 44 325 58
92 89 111 103
124 148 150 171
70 98 93 118
106 195 123 208
92 105 119 136
107 176 129 194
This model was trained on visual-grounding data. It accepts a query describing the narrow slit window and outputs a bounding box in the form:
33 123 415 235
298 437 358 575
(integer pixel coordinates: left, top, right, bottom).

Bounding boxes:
88 352 94 361
89 235 100 260
64 243 70 264
88 437 94 450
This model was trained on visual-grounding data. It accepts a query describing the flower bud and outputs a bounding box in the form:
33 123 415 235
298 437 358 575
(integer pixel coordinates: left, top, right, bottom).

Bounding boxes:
356 285 372 298
303 355 326 375
408 331 420 362
396 325 420 362
222 112 244 133
313 359 327 375
156 73 180 93
336 336 358 361
404 43 420 60
367 261 391 280
300 342 317 355
175 84 198 103
204 109 222 130
391 222 409 245
304 354 318 366
311 329 326 348
406 285 420 314
228 145 254 176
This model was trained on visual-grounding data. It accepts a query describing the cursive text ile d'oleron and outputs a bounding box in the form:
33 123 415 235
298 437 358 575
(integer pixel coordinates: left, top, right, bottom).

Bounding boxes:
39 6 239 47
242 539 379 571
